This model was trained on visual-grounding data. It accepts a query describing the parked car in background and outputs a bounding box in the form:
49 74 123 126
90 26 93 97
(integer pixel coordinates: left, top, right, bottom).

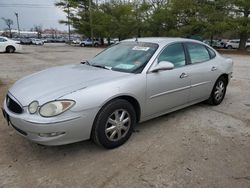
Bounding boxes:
31 38 44 45
80 38 101 47
41 38 48 43
12 38 21 43
104 38 119 45
203 40 226 48
56 38 67 43
246 39 250 50
2 38 233 148
0 36 22 53
225 39 240 49
72 38 81 45
225 39 250 50
20 38 32 45
45 38 54 43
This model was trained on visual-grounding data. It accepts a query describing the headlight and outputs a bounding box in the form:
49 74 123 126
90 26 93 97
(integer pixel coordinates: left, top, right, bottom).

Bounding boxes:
28 101 39 114
39 100 75 117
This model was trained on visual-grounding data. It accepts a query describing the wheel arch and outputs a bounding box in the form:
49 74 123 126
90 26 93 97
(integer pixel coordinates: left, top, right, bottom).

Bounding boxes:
90 95 141 142
97 95 141 123
115 95 141 123
218 73 229 86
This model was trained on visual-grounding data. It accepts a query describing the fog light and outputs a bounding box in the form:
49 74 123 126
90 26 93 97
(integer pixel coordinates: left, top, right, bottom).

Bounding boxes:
39 132 65 137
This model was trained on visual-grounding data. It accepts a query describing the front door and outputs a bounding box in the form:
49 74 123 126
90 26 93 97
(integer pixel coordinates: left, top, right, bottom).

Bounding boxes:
145 43 191 117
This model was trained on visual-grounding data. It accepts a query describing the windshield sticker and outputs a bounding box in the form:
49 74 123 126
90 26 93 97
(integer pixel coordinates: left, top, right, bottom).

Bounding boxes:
132 46 150 51
115 64 135 69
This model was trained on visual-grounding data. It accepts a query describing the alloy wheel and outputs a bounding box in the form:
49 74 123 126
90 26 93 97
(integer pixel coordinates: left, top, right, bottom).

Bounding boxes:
105 109 131 142
214 80 225 102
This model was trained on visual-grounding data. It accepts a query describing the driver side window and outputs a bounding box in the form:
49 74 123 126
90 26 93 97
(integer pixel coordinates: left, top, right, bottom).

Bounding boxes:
158 43 186 68
0 38 7 42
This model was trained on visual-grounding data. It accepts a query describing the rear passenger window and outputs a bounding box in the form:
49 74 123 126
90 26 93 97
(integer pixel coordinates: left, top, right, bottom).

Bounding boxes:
186 43 210 64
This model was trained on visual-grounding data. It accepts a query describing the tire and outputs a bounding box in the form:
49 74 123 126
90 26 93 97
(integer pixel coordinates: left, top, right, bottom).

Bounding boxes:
94 43 99 47
246 46 250 51
227 45 233 49
80 43 85 47
92 99 136 149
207 76 227 105
6 46 15 53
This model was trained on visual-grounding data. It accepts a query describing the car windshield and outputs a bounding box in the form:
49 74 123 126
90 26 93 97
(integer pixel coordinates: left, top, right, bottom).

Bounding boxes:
88 42 158 73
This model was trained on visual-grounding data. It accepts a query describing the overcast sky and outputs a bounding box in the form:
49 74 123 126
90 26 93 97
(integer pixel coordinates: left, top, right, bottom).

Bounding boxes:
0 0 67 31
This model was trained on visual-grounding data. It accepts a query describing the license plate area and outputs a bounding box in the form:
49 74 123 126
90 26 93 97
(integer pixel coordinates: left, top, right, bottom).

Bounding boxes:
1 108 27 136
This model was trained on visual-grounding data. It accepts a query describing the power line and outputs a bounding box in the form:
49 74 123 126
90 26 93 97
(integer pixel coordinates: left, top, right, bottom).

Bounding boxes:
0 4 55 8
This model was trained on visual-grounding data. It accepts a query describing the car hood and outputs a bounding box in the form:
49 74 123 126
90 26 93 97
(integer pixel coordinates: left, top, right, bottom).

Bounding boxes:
9 64 129 105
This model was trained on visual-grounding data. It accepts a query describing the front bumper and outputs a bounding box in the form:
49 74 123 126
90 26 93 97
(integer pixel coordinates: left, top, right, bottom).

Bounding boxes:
2 98 99 146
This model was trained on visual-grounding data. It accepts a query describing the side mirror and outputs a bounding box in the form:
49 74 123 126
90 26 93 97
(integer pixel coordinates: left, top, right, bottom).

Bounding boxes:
150 61 174 72
80 60 89 65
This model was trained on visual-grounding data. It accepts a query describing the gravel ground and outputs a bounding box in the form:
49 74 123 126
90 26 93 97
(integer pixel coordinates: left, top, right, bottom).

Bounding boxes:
0 44 249 188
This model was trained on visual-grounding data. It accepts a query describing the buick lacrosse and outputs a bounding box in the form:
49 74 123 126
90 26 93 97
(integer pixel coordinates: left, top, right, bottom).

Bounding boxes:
2 38 233 148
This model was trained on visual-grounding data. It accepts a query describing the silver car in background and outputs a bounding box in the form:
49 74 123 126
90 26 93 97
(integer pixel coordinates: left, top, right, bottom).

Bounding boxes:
2 38 233 149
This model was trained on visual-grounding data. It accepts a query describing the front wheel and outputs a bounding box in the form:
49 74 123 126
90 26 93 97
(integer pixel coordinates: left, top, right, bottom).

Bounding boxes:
6 46 15 53
92 99 136 149
207 77 227 105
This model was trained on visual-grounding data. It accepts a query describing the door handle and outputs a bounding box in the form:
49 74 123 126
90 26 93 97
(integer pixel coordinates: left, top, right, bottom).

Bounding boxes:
211 66 217 71
180 73 188 79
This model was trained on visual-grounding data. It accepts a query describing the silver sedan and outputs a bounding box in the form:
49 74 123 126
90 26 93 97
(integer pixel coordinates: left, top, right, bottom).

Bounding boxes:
2 38 233 149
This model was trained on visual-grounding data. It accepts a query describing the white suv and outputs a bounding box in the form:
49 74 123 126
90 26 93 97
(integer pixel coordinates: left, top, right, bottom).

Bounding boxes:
226 39 250 50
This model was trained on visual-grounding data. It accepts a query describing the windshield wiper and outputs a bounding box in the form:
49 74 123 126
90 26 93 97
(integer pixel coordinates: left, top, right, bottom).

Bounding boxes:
91 64 112 70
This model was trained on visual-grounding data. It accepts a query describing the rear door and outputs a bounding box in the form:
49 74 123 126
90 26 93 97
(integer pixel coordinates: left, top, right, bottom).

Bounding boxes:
184 42 220 102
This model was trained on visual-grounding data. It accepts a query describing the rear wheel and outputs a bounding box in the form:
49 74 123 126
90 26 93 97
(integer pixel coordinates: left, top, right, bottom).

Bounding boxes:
246 46 250 51
227 45 233 49
6 46 15 53
92 99 136 149
80 43 85 47
207 76 227 105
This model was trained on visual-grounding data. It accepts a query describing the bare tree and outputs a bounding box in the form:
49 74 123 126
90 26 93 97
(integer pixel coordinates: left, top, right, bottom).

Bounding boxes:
33 25 43 38
1 18 14 38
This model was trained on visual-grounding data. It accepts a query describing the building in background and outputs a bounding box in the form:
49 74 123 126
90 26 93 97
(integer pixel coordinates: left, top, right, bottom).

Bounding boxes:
0 29 37 38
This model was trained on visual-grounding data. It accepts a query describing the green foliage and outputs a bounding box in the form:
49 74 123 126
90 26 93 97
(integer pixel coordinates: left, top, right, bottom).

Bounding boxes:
56 0 249 49
227 0 250 49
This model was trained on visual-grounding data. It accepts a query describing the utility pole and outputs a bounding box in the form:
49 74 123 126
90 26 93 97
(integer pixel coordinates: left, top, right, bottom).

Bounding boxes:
14 12 20 37
67 1 71 42
89 0 94 47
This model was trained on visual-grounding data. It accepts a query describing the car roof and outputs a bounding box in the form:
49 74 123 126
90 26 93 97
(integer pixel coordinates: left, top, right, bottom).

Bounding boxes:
122 37 202 45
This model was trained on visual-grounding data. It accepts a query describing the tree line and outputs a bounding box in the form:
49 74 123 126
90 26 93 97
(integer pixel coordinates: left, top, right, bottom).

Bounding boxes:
56 0 249 49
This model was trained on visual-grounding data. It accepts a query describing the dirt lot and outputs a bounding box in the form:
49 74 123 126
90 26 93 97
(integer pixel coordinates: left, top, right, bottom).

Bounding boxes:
0 44 249 188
